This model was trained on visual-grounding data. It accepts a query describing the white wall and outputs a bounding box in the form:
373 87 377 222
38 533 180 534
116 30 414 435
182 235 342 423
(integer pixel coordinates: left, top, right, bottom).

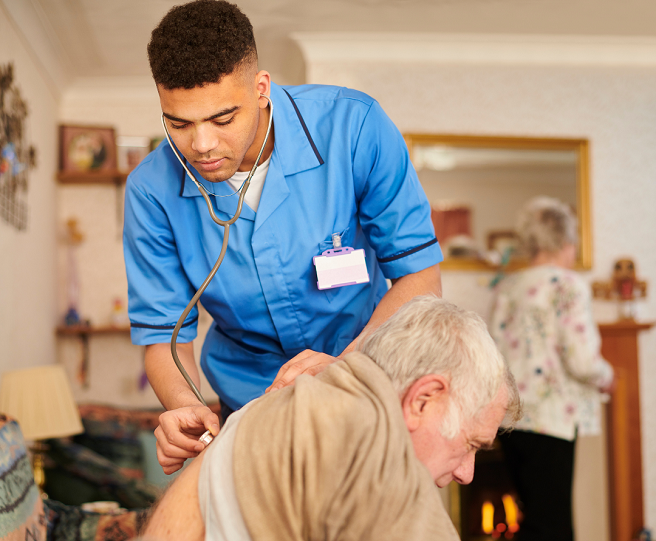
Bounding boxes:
297 42 656 536
0 3 62 375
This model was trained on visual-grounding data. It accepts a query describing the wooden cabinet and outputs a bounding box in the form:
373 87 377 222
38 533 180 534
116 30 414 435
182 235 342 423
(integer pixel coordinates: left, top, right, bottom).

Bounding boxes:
599 321 654 541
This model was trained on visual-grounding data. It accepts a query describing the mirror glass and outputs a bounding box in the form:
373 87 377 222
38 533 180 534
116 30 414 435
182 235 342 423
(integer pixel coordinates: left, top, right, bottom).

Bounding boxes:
404 135 591 271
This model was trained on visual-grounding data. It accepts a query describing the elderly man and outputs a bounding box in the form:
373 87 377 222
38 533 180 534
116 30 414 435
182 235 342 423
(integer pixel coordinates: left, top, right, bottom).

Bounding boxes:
144 296 521 541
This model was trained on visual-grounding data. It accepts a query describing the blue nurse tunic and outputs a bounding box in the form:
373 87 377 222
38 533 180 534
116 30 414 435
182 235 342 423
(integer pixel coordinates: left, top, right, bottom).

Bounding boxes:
123 82 442 410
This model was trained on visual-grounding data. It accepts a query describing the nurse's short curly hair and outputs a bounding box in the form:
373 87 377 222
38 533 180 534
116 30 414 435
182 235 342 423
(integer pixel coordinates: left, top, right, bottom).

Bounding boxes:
517 196 577 258
148 0 257 89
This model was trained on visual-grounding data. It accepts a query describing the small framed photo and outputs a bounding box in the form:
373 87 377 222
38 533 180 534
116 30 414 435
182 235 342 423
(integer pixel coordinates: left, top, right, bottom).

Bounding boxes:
59 125 117 172
117 136 151 173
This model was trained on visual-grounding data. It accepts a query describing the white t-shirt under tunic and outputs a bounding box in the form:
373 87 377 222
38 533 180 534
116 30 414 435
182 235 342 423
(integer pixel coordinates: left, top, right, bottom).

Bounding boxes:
225 156 270 212
198 406 253 541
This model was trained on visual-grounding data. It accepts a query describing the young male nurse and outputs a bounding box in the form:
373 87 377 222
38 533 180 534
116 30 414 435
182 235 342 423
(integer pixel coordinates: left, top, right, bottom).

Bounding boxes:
123 0 443 473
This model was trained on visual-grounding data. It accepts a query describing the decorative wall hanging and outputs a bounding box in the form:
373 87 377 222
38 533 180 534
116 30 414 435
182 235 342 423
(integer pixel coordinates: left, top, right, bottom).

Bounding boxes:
0 62 37 231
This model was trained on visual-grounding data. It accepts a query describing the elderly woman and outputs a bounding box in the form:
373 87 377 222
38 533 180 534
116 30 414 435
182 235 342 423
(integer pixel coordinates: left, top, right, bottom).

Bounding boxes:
490 197 614 541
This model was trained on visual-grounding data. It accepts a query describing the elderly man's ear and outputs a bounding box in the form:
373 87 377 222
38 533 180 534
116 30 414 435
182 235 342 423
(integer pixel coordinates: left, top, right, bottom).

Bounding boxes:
401 374 450 432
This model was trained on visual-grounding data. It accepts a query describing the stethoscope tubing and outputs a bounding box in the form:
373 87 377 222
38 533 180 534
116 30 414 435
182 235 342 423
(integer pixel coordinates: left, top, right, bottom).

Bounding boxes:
160 94 274 407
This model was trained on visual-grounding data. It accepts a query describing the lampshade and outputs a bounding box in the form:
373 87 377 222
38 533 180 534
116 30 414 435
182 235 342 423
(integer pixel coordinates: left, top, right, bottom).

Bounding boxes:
0 364 83 441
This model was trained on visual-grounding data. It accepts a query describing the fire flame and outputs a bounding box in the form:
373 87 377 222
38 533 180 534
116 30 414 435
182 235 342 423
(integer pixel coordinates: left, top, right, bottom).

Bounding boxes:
482 501 495 534
502 494 520 533
480 494 521 538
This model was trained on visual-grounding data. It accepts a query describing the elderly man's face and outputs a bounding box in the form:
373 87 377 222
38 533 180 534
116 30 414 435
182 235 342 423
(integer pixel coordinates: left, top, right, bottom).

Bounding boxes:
408 385 508 488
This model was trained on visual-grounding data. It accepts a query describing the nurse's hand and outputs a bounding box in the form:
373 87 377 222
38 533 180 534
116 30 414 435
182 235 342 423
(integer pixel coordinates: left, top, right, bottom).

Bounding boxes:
154 406 221 475
266 349 337 393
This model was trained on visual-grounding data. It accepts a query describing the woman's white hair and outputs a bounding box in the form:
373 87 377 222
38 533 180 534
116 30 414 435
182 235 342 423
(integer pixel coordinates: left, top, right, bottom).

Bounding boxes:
517 196 577 259
358 295 519 439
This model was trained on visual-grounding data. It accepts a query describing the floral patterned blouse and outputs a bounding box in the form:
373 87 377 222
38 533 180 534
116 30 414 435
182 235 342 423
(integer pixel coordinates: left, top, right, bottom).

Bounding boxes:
490 266 614 441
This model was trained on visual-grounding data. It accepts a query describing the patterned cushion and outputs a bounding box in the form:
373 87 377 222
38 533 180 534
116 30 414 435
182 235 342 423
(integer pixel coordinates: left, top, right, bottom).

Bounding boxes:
44 499 150 541
75 405 162 480
46 439 161 509
0 415 47 541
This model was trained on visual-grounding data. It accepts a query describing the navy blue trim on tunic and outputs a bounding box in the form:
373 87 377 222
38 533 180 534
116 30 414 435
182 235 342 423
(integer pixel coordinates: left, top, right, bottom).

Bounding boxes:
130 315 199 330
179 158 186 197
377 238 438 264
282 89 325 166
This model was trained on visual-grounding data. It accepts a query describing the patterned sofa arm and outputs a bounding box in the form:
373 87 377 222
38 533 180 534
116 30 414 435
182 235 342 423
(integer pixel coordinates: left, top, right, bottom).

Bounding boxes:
0 416 47 541
43 499 150 541
0 415 154 541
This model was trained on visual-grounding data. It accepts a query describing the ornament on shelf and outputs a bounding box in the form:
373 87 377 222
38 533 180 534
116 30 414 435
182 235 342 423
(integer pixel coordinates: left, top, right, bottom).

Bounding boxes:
63 218 85 326
592 258 648 320
110 297 129 327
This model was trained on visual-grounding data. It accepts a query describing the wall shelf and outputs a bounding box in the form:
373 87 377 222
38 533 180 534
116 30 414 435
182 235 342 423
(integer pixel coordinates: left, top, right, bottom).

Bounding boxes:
56 325 130 336
56 325 131 388
56 170 128 184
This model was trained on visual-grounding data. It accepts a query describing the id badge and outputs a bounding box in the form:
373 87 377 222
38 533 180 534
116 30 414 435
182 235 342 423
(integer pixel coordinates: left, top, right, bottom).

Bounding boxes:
313 246 370 290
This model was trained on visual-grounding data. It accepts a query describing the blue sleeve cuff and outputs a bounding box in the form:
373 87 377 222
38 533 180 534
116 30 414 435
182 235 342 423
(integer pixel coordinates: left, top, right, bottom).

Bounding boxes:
130 316 199 346
377 239 443 280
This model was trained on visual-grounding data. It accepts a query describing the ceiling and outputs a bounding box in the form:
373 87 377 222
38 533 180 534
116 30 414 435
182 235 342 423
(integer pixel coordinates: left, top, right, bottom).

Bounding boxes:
26 0 656 85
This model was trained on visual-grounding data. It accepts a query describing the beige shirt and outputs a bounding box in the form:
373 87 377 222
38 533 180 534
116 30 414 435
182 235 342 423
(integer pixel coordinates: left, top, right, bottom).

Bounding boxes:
232 352 459 541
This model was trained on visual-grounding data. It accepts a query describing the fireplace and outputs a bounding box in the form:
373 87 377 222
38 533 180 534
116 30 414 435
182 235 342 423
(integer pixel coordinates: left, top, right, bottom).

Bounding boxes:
457 438 522 541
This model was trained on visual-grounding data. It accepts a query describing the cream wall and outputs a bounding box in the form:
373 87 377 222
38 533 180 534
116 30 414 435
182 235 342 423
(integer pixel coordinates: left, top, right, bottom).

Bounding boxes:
0 4 61 375
297 44 656 536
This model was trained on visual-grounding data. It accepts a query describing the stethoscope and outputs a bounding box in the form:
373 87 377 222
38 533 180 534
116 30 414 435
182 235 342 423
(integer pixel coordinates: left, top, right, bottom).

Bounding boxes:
160 94 274 444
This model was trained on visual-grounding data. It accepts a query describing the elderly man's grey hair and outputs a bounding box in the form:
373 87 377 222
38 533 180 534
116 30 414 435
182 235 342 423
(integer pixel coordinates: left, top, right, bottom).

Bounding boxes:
517 196 577 259
358 295 521 439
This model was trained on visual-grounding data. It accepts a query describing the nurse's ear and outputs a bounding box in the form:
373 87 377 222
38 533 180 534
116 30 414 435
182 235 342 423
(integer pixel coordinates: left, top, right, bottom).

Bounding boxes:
255 70 271 107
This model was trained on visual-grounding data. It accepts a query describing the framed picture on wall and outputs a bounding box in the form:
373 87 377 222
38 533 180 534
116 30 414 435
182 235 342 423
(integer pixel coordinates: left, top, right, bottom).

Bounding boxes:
59 125 117 173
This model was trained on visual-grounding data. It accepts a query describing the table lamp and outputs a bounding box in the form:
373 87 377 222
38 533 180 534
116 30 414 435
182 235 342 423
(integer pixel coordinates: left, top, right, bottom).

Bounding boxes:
0 364 84 493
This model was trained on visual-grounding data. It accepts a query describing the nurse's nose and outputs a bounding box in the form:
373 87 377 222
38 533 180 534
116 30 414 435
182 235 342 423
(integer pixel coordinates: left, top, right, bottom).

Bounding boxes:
453 453 475 485
191 124 219 155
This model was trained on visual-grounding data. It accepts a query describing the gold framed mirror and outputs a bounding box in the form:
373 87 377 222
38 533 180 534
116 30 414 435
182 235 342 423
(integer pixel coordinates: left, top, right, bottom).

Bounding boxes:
404 134 591 271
